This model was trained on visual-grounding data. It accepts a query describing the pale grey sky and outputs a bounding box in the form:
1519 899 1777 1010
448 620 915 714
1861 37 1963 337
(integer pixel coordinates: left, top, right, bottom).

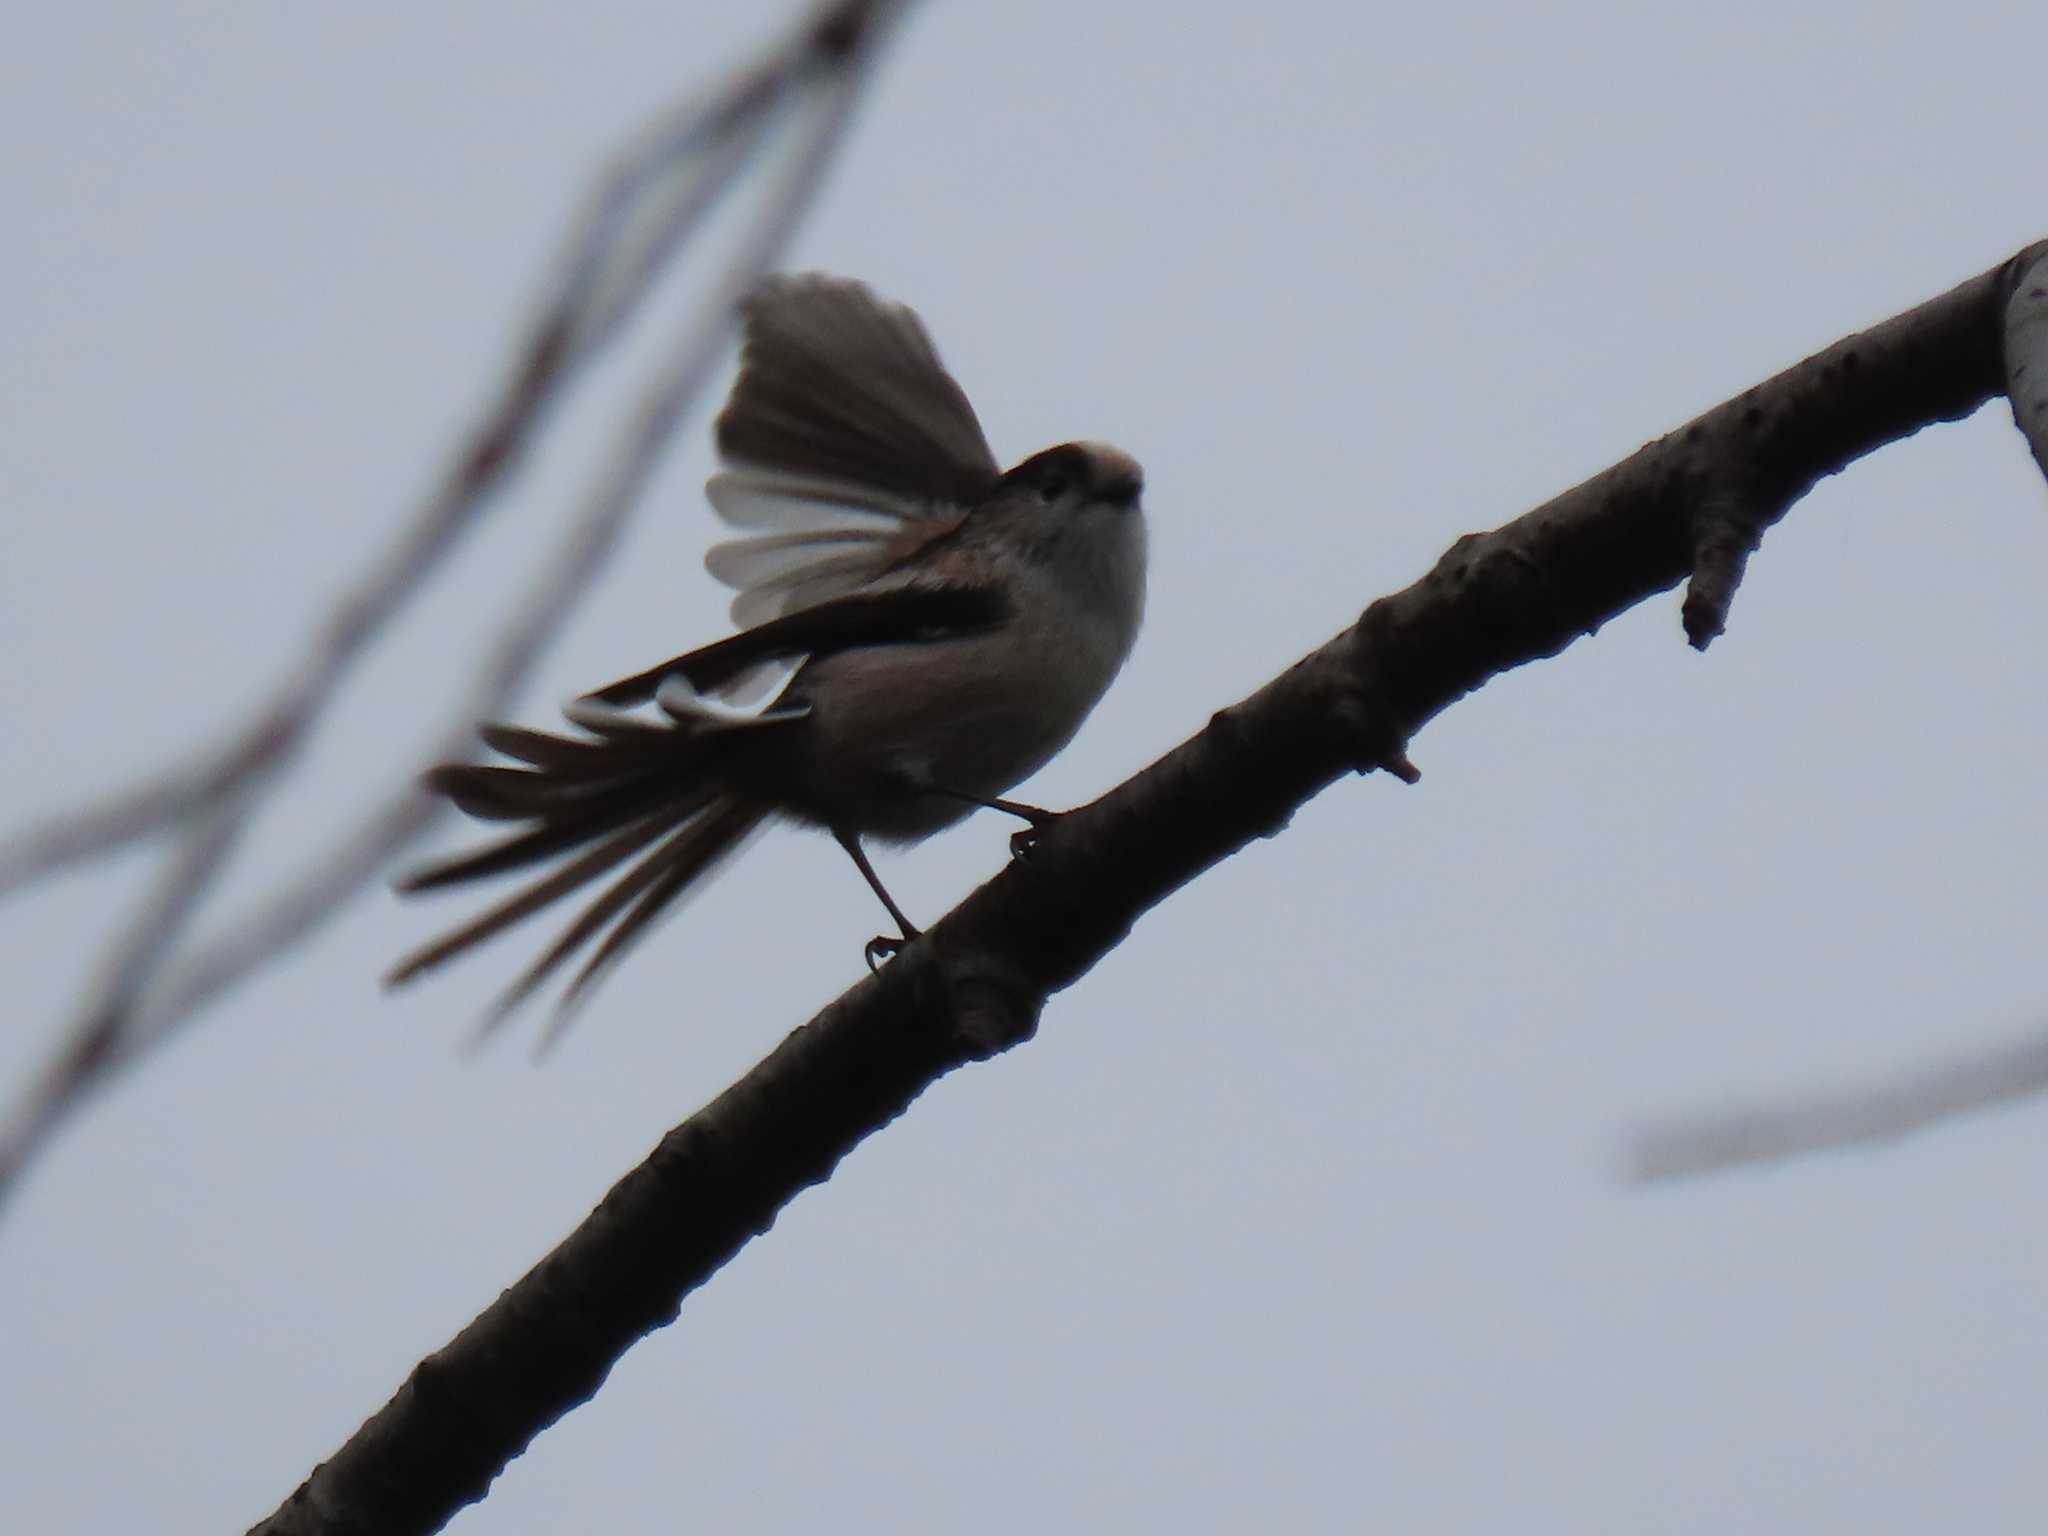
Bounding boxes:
5 4 2047 1531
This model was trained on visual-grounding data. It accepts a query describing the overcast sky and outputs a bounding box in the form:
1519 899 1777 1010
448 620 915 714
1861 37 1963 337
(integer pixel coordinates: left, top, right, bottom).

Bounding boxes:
6 3 2048 1531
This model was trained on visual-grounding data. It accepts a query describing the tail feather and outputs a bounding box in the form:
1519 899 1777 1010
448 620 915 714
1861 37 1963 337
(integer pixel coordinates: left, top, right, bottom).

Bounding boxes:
384 812 681 986
399 779 695 891
480 723 639 770
424 764 567 822
534 797 767 1049
477 817 707 1026
425 761 664 822
484 797 766 1046
390 713 779 1031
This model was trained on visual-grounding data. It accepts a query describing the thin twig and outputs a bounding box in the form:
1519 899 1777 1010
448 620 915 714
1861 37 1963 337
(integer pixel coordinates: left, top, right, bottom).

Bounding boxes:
142 55 875 1049
0 0 908 1207
1623 1022 2048 1182
0 803 244 1196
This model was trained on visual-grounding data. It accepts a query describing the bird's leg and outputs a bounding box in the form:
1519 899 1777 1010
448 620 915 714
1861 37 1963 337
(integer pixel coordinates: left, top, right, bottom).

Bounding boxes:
833 828 920 970
925 784 1061 858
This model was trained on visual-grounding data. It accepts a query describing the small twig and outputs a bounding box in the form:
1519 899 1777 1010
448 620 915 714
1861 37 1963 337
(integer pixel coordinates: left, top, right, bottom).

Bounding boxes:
2003 246 2048 484
0 5 856 904
1623 1022 2048 1182
0 739 263 904
141 52 873 1050
0 803 244 1200
1679 473 1778 650
0 0 908 1207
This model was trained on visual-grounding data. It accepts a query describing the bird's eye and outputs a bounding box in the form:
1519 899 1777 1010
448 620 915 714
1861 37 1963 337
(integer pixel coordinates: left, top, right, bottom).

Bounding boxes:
1036 477 1066 504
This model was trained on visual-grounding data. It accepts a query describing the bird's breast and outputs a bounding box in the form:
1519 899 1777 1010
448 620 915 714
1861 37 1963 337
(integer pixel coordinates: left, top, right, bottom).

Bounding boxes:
774 591 1133 842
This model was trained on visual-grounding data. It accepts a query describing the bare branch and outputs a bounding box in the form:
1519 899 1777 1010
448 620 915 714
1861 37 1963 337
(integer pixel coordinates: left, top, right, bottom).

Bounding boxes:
0 805 243 1194
249 245 2036 1536
139 47 875 1049
2005 246 2048 484
1623 1021 2048 1182
0 0 910 1208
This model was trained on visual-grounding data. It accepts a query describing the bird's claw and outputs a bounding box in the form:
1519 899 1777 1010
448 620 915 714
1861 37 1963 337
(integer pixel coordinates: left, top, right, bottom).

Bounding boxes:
864 932 915 971
1008 810 1060 860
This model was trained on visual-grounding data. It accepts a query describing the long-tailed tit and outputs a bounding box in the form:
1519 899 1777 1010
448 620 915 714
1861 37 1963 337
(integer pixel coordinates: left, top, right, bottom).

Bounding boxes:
387 274 1147 1025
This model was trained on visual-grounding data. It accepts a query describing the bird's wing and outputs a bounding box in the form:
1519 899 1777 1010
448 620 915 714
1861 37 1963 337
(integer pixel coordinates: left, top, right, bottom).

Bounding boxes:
580 581 1012 710
703 274 1001 644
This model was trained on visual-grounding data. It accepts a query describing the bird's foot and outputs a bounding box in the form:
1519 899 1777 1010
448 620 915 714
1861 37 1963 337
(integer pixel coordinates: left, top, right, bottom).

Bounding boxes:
864 929 918 972
1007 807 1060 859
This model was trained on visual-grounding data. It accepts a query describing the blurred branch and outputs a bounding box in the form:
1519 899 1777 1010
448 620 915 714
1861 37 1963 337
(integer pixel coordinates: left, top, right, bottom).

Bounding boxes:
2005 246 2048 481
1623 1019 2048 1182
251 243 2048 1536
0 0 910 1206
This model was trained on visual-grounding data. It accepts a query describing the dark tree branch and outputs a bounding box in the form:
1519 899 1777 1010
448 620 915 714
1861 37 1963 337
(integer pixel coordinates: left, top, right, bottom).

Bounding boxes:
2004 247 2048 480
250 244 2043 1536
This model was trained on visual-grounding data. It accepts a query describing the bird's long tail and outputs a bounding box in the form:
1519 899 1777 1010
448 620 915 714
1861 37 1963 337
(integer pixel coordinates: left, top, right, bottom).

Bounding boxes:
385 716 770 1034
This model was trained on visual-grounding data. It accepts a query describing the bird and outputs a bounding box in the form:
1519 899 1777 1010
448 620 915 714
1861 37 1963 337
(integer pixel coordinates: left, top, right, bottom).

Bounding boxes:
386 273 1147 1034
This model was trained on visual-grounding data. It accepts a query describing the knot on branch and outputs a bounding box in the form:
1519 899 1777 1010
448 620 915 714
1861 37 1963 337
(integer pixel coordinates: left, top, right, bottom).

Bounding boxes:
1330 614 1420 783
1680 470 1780 650
920 946 1044 1059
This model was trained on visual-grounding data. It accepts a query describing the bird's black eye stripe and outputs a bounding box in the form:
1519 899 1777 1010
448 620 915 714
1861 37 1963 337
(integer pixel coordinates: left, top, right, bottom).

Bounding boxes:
1102 472 1142 509
998 443 1093 503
